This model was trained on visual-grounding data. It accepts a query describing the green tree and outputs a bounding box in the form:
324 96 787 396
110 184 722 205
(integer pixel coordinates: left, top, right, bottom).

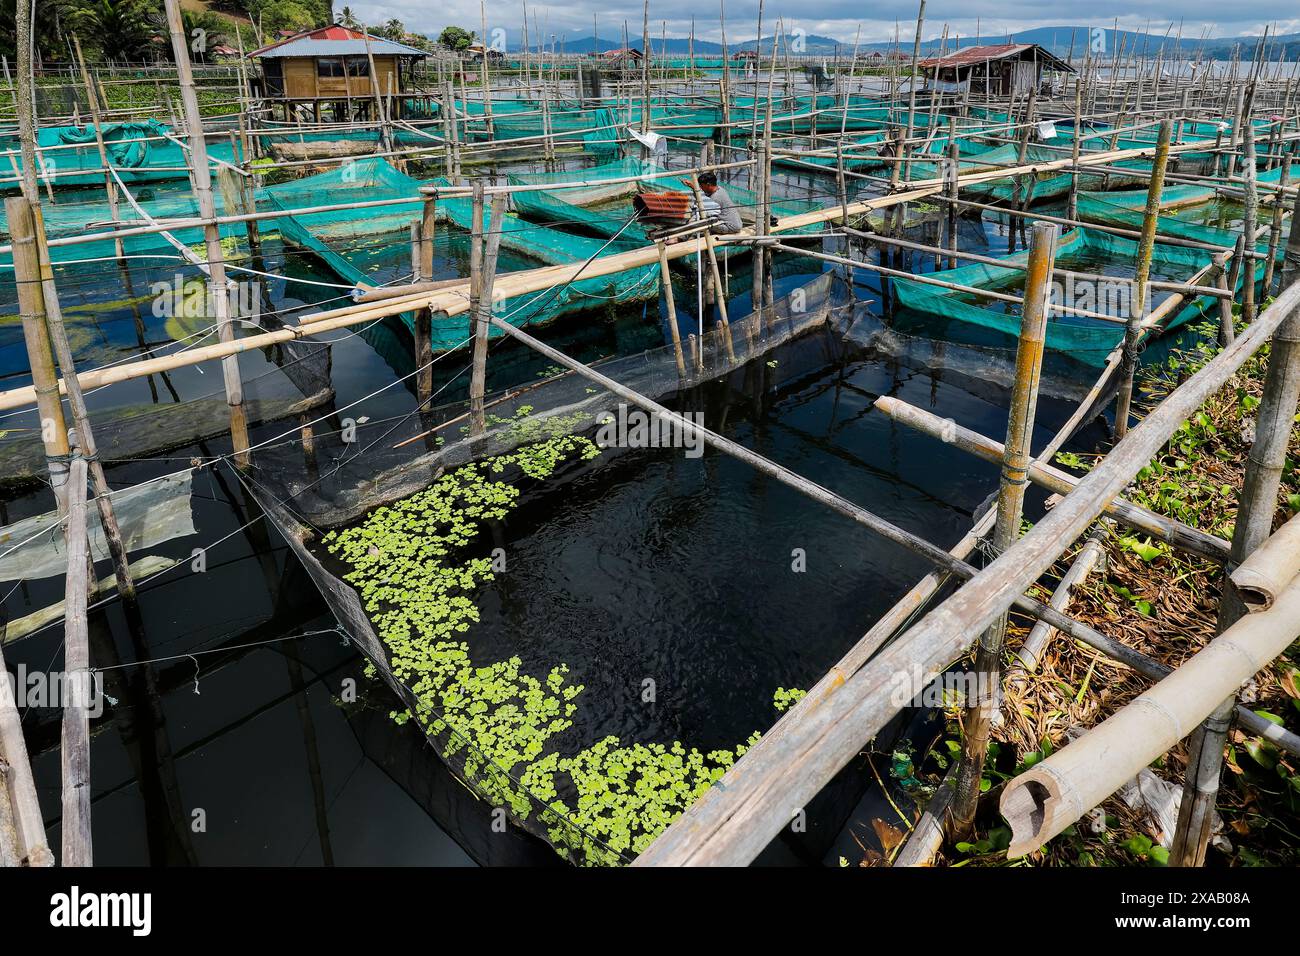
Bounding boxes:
166 9 233 62
243 0 326 36
438 25 475 52
0 1 73 61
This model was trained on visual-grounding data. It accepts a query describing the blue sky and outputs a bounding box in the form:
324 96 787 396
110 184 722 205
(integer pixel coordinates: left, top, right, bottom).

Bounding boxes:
339 2 1296 46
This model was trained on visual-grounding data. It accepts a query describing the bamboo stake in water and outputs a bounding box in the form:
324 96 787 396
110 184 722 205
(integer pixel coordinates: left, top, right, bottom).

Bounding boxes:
60 440 92 867
163 0 250 466
1114 119 1172 439
950 221 1059 837
657 242 686 377
469 187 506 437
72 36 124 260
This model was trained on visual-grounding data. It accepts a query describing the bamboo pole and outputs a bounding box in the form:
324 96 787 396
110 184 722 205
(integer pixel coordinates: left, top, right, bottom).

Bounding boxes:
163 0 250 467
72 36 124 261
1013 524 1108 675
60 441 92 867
1283 180 1300 291
950 221 1058 837
1230 511 1300 612
1263 161 1289 296
1113 119 1172 439
658 242 686 377
6 195 71 507
416 196 437 404
469 186 506 436
1240 103 1260 326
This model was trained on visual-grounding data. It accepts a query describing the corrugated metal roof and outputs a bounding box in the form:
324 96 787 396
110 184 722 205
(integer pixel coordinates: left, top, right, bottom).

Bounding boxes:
917 43 1074 73
254 38 426 58
250 25 426 59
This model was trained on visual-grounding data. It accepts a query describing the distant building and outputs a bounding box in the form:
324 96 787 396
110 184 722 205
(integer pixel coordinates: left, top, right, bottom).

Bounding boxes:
917 43 1074 95
465 42 504 62
248 24 428 121
592 48 644 69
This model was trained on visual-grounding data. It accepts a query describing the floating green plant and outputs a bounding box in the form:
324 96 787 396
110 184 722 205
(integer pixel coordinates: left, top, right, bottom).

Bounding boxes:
773 686 807 712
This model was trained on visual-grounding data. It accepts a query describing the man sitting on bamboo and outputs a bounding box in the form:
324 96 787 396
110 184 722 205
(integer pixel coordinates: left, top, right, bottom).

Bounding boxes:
695 172 744 234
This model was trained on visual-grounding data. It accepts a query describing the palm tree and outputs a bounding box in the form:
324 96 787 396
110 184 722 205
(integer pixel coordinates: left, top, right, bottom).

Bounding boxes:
67 0 158 64
339 7 360 30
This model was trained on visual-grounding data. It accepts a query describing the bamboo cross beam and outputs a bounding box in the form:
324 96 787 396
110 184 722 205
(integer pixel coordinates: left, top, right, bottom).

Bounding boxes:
873 396 1231 562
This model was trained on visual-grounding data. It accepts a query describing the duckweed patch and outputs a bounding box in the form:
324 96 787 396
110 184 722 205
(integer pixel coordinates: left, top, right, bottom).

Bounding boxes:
323 410 790 863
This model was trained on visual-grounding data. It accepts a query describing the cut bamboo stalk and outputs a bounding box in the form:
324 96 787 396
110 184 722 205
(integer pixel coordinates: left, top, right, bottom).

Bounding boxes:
71 35 124 261
1230 511 1300 611
1002 573 1300 859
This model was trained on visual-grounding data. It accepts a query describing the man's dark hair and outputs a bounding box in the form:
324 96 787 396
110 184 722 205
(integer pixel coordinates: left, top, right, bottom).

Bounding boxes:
698 172 718 187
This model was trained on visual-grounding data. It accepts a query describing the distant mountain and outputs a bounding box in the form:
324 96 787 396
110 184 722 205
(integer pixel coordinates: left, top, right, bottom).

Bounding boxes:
432 25 1296 61
856 25 1300 60
479 32 852 55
